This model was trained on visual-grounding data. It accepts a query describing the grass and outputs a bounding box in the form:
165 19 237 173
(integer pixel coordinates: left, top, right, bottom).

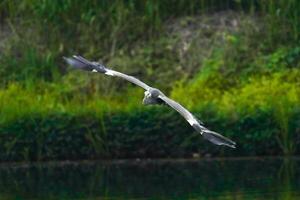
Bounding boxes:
0 0 300 159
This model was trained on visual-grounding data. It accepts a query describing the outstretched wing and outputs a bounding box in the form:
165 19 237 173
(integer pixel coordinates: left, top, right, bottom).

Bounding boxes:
158 95 204 126
158 95 236 148
105 69 150 90
64 55 151 90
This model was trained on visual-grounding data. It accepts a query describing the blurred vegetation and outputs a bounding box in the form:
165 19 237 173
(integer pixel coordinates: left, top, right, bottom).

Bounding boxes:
0 0 300 160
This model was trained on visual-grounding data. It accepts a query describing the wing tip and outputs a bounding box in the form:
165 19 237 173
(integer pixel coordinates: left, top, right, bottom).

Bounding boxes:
63 55 107 73
223 142 236 149
63 56 71 63
202 129 237 149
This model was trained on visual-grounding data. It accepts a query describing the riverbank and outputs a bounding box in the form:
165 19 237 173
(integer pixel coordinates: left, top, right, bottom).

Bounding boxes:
1 156 299 168
0 107 299 161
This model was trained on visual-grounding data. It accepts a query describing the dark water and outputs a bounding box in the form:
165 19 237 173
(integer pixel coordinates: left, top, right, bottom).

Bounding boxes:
0 158 299 200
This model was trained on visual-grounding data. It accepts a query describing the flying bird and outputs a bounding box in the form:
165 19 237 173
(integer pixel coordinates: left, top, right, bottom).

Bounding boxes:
64 55 236 148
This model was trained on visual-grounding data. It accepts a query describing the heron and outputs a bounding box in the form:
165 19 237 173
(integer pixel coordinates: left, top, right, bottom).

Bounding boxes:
64 55 236 148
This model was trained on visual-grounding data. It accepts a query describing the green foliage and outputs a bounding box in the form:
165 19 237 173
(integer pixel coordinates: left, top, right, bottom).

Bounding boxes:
171 69 300 155
1 69 300 160
0 45 59 84
0 1 300 160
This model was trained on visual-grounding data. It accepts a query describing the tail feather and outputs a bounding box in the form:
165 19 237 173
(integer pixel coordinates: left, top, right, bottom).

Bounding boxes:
202 129 236 148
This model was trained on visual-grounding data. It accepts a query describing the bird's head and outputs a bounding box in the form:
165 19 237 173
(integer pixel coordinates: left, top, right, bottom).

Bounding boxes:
148 88 161 98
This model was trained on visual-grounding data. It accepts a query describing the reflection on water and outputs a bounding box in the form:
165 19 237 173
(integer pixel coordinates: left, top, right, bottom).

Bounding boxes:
0 158 299 200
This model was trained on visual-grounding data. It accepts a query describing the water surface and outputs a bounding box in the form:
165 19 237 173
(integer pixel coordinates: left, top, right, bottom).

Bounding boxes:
0 157 299 200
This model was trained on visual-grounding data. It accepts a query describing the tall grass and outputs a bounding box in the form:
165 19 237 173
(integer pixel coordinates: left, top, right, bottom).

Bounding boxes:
0 0 299 85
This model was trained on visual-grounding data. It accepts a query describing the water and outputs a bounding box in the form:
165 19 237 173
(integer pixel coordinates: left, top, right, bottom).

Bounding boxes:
0 158 299 200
